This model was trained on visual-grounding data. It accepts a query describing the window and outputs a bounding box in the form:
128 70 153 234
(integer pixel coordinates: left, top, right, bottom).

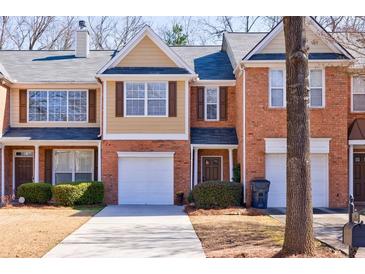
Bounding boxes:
352 76 365 112
205 87 219 120
269 69 285 107
28 90 88 122
125 82 167 116
309 69 324 107
53 150 94 184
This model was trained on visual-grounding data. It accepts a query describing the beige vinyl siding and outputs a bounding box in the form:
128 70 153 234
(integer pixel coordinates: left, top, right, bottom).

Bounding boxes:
10 86 100 127
0 85 8 134
261 25 334 53
117 36 177 67
106 81 185 133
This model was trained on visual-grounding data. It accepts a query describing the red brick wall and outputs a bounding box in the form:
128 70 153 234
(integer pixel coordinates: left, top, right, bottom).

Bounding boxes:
190 86 236 128
235 73 244 185
244 66 349 208
102 140 190 204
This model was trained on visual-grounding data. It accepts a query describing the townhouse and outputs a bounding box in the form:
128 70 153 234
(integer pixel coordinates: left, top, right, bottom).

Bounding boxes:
0 17 364 208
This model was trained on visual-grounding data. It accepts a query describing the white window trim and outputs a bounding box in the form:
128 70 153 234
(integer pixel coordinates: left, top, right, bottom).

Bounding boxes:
52 149 94 185
268 69 286 108
27 89 89 123
309 68 325 108
204 86 220 121
123 81 169 117
351 75 365 113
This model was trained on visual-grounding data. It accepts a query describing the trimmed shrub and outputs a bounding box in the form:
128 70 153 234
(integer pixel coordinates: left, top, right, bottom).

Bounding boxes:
191 181 242 209
52 181 104 206
17 182 52 204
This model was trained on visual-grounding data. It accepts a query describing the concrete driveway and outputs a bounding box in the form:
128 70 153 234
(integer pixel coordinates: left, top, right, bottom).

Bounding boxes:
44 205 205 258
269 208 365 258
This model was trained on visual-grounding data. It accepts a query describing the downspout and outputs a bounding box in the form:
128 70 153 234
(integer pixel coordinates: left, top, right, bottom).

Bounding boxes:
242 66 246 204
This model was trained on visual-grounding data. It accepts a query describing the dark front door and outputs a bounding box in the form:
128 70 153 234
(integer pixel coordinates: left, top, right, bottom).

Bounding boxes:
202 157 221 182
15 157 33 190
354 153 365 202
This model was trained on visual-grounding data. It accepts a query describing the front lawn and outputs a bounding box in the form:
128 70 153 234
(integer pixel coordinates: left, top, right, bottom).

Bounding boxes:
187 206 344 258
0 204 103 258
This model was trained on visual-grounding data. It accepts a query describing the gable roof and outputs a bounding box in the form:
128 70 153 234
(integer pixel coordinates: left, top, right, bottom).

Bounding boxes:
97 26 195 75
243 17 354 61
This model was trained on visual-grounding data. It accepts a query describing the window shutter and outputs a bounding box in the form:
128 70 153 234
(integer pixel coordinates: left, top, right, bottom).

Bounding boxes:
94 148 98 181
219 87 228 121
19 89 27 123
115 82 124 117
197 87 205 120
45 149 53 183
88 89 97 123
168 81 177 117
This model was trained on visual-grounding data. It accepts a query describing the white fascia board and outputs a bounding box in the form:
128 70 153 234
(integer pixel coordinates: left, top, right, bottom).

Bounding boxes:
191 144 238 149
265 138 331 154
117 151 175 158
96 74 197 81
103 133 189 140
0 139 100 146
191 80 236 86
242 59 352 67
349 140 365 145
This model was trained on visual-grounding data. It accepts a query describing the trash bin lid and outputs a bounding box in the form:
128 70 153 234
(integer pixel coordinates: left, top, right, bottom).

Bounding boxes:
251 179 270 191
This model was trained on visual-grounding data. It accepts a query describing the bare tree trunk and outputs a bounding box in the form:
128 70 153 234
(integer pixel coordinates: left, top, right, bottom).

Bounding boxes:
282 16 315 256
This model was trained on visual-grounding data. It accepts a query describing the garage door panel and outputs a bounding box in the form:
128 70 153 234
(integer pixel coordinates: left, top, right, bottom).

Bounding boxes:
265 154 328 207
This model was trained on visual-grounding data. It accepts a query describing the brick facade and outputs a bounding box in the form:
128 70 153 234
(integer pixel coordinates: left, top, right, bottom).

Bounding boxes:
102 140 190 204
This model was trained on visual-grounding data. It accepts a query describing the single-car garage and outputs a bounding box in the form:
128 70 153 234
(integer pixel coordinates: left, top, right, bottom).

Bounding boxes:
264 138 330 208
117 152 174 205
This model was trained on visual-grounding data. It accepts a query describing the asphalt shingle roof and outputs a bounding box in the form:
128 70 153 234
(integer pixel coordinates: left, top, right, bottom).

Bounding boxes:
190 127 238 145
103 66 190 74
2 127 100 140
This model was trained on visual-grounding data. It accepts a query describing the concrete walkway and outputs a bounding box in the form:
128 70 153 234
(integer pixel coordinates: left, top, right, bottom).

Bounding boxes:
44 205 205 258
269 208 365 258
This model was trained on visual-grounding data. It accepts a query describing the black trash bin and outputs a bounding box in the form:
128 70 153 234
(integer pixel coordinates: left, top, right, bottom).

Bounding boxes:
251 179 270 209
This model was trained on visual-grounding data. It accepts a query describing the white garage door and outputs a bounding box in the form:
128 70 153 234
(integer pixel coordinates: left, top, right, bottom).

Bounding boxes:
118 153 174 205
265 153 328 207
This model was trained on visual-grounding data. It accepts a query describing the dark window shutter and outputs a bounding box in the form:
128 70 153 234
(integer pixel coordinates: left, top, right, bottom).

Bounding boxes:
45 149 53 183
94 148 98 181
88 89 97 123
197 87 205 120
219 87 228 121
115 81 124 117
168 81 177 117
19 89 27 123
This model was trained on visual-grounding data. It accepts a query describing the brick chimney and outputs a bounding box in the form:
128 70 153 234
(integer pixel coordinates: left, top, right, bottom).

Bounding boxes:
75 20 89 58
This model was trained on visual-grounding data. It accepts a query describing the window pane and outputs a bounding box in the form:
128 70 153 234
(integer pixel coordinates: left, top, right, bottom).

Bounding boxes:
271 88 284 107
126 82 145 98
310 88 323 107
353 77 365 94
48 91 67 121
75 173 93 182
54 151 73 172
75 151 93 172
270 70 283 87
310 70 322 87
68 91 87 121
55 173 72 184
126 99 144 115
206 88 218 103
353 94 365 111
206 104 217 120
28 91 47 121
148 100 166 116
147 82 167 98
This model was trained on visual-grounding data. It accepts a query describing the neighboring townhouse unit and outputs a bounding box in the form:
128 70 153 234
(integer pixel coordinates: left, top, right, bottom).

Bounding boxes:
0 17 365 208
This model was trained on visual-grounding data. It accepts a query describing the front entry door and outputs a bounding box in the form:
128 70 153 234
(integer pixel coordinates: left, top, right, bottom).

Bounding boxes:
202 157 222 182
354 153 365 202
14 154 34 191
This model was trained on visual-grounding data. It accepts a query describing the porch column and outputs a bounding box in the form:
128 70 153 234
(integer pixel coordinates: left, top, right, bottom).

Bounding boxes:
229 148 234 182
98 142 102 181
1 145 4 204
190 147 193 189
34 145 39 182
349 144 354 197
194 148 199 186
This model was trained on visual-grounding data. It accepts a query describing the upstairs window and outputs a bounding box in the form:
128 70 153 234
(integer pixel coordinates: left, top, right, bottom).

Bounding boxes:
125 82 167 116
269 69 285 107
309 69 324 107
352 76 365 112
205 87 219 121
28 90 87 122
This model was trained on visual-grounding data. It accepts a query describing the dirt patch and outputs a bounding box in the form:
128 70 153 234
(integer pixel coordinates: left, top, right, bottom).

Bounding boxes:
0 205 103 258
187 207 344 258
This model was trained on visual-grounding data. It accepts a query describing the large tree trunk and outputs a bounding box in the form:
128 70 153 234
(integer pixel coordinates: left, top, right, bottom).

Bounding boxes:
282 16 315 256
